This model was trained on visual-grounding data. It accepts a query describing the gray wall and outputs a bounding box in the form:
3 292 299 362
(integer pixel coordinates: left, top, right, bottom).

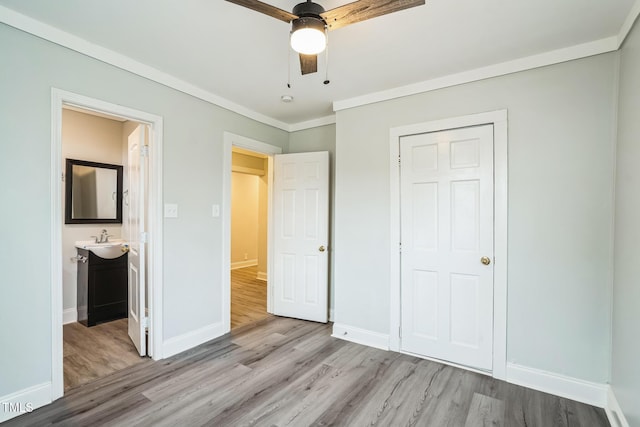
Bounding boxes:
333 53 617 383
612 16 640 427
0 23 288 397
288 125 337 317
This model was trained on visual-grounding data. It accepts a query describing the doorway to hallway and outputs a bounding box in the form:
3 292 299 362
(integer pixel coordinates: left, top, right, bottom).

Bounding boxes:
230 146 270 329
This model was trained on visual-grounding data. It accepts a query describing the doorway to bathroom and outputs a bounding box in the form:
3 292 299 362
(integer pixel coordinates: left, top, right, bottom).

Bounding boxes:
51 89 164 400
61 106 149 390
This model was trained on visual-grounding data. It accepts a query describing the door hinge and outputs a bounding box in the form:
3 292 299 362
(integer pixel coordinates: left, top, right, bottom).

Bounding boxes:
141 232 148 243
398 155 401 166
142 316 149 329
399 325 402 338
399 242 402 253
141 145 149 157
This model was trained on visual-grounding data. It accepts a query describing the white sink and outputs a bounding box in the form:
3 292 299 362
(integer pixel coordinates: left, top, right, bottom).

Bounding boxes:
75 239 125 249
75 240 128 259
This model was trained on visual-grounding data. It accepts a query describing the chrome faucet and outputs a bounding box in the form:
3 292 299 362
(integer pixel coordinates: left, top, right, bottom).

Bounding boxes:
91 229 111 244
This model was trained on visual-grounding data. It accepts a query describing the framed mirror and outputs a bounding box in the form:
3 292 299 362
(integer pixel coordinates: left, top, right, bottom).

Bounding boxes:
65 158 123 224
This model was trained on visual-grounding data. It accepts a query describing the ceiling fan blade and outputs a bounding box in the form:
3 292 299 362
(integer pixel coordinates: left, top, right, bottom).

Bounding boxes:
321 0 425 30
225 0 297 23
299 54 318 75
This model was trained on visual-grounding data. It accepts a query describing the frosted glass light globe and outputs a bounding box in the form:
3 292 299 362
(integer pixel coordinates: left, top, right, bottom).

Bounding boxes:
290 28 326 55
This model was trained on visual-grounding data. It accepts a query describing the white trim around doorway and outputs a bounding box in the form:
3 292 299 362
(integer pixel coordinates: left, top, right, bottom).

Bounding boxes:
222 132 282 331
51 88 164 402
388 109 508 381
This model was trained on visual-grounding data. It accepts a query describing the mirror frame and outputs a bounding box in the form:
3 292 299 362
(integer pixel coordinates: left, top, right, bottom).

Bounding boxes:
65 158 123 224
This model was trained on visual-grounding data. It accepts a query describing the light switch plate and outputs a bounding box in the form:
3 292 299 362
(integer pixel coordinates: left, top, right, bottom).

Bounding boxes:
164 203 178 218
212 204 220 218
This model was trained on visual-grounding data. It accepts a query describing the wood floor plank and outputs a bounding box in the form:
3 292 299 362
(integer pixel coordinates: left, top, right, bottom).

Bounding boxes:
63 318 148 391
464 392 505 427
215 344 380 426
6 316 610 427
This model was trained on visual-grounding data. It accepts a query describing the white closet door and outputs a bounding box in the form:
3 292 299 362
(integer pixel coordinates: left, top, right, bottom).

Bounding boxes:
400 125 494 371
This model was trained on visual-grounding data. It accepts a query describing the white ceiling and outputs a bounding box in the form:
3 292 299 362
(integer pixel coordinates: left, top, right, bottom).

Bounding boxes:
0 0 636 127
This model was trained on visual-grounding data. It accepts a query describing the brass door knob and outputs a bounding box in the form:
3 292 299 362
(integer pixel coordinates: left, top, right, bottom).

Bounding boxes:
481 256 491 265
319 246 326 252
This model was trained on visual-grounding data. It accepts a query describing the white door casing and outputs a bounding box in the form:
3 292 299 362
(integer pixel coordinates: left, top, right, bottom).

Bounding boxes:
222 133 282 332
52 89 164 403
127 124 147 356
273 151 329 323
400 124 494 371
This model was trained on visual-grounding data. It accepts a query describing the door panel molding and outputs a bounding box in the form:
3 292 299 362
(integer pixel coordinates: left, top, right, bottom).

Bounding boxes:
126 125 147 356
389 110 508 380
272 152 329 323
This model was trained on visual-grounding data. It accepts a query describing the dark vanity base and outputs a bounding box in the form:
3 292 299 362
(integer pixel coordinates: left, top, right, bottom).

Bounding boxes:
77 248 128 327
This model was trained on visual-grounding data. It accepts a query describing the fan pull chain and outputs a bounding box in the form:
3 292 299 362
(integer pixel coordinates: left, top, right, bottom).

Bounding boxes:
323 27 330 85
287 38 292 89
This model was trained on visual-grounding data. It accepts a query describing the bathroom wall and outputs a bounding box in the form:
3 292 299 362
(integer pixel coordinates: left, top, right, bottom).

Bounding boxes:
231 172 259 267
61 109 125 321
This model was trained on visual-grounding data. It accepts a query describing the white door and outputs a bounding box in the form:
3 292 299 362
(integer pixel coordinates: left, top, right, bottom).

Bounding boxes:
400 125 494 371
126 125 147 356
273 152 329 323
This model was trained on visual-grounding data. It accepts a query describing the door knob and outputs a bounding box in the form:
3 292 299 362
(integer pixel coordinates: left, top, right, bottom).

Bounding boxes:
319 245 326 252
481 256 491 265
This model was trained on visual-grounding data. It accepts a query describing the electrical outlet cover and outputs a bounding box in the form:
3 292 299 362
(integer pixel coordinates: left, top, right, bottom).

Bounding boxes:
164 203 178 218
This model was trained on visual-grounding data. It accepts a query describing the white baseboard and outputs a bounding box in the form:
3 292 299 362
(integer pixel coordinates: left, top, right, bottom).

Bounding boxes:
162 322 227 358
506 363 607 407
0 382 52 423
63 308 77 325
606 385 630 427
231 259 258 270
256 271 267 281
332 323 389 351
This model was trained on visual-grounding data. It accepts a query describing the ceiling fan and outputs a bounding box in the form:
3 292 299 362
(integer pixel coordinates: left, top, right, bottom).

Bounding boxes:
226 0 426 76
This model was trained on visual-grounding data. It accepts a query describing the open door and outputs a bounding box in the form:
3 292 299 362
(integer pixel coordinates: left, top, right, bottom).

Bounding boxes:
126 124 147 356
272 151 329 323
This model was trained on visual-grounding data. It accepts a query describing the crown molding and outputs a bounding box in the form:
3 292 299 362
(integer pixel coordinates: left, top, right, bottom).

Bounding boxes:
0 5 290 132
289 115 336 132
2 3 637 130
618 0 640 47
333 36 619 112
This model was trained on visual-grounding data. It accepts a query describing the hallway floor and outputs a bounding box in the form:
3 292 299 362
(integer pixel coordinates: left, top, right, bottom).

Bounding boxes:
231 265 270 329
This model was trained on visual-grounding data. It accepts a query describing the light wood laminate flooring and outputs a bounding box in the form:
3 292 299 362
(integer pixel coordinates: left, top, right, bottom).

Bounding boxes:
231 266 269 329
10 316 608 426
63 318 148 391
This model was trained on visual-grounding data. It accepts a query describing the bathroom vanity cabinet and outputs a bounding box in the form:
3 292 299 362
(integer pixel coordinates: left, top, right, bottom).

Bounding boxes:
77 248 128 327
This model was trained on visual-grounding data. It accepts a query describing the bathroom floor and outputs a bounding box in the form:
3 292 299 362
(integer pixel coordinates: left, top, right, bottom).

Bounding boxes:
231 266 270 329
63 318 148 391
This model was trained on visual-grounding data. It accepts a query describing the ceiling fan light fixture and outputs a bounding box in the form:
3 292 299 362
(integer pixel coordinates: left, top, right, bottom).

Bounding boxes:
290 17 326 55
